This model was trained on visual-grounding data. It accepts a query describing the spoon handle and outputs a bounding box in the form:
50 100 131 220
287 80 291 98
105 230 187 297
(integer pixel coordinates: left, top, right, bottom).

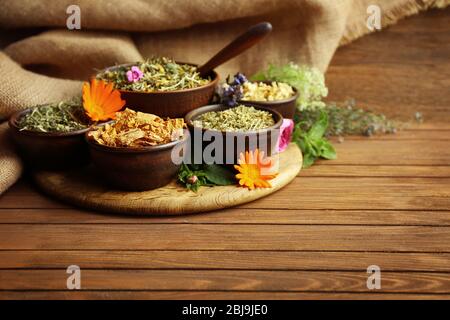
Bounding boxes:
198 22 272 77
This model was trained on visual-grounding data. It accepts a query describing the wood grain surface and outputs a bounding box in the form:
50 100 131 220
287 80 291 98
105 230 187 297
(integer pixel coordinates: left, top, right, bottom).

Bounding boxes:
0 8 449 300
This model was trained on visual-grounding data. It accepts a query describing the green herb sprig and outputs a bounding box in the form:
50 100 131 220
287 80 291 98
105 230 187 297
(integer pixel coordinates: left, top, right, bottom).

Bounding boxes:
178 163 236 192
292 110 337 168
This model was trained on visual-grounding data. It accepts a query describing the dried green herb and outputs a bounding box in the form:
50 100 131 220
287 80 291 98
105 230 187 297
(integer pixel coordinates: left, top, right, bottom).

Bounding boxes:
193 105 275 132
295 100 397 137
96 57 210 92
17 99 90 133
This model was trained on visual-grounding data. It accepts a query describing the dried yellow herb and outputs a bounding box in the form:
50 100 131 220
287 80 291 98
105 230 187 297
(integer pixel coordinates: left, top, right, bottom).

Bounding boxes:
89 108 185 147
241 81 294 101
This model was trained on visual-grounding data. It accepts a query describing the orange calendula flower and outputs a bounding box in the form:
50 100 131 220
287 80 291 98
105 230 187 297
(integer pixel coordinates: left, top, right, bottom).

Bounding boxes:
82 79 125 121
234 149 278 190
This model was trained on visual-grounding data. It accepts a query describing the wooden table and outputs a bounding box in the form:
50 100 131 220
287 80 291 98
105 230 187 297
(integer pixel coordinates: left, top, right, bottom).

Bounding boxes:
0 9 449 300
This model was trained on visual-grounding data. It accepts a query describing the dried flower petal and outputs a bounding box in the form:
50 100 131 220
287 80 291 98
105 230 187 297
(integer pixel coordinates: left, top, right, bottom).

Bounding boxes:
90 108 185 147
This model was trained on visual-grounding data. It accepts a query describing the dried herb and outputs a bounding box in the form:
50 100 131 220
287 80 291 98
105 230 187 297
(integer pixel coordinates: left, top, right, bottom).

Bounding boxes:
295 100 397 137
89 108 185 147
178 163 236 192
219 73 294 106
193 105 275 132
18 99 90 133
241 81 295 101
96 57 210 92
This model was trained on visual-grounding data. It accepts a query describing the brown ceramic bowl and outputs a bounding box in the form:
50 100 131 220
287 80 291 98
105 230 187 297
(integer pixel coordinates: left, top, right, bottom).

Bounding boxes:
238 81 298 119
85 127 188 191
8 108 91 170
185 104 283 165
97 62 219 118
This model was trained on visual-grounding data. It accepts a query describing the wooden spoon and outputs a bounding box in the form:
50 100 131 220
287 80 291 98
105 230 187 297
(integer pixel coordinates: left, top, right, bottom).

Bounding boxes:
197 22 272 78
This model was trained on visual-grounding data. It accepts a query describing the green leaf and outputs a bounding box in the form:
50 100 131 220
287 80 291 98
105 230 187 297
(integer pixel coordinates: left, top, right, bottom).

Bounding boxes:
294 136 306 153
307 110 328 140
178 163 207 192
318 140 337 160
250 71 266 81
186 183 199 192
204 164 236 186
292 110 336 168
302 153 316 168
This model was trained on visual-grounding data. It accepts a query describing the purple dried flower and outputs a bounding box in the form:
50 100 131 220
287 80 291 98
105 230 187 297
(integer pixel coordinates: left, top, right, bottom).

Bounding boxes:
232 73 248 85
219 73 247 107
221 85 242 107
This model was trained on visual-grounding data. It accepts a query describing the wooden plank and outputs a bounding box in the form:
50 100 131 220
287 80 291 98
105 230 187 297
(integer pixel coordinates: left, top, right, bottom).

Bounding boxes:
301 165 450 177
404 123 450 130
0 251 449 271
0 181 69 209
0 208 448 226
0 225 448 251
325 140 450 165
243 177 450 210
0 270 449 293
2 177 450 210
0 290 448 300
331 130 450 141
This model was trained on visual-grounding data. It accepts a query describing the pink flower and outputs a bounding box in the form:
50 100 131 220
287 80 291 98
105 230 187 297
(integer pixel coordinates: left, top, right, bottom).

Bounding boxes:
276 119 294 153
126 66 143 83
187 175 198 184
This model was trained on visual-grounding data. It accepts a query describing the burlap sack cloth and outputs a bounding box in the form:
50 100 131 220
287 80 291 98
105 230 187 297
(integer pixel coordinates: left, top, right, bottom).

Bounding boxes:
0 0 448 195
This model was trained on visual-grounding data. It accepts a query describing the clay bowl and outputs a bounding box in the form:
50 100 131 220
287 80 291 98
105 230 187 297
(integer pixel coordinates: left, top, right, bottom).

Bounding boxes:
239 81 299 119
98 62 219 118
185 104 283 165
85 127 188 191
8 108 91 170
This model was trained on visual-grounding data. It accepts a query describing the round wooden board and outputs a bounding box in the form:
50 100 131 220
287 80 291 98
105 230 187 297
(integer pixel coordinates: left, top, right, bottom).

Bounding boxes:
32 143 302 215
